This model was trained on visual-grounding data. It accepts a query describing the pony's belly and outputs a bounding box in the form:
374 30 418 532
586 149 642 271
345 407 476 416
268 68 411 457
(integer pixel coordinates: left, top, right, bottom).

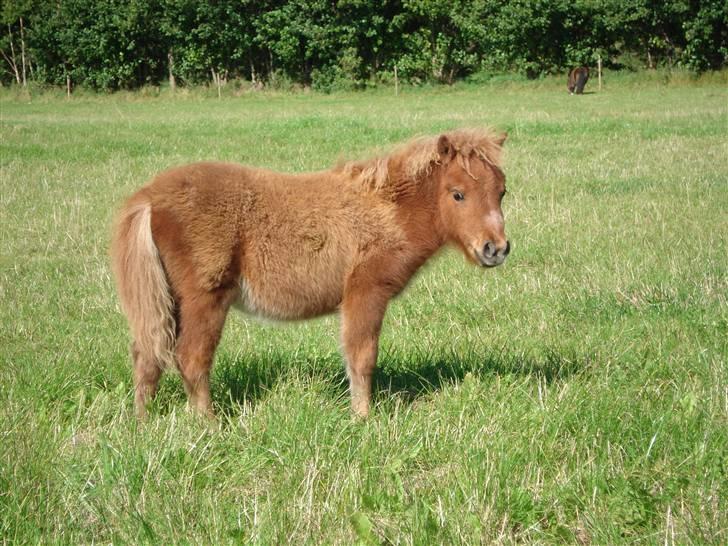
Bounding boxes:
233 274 343 321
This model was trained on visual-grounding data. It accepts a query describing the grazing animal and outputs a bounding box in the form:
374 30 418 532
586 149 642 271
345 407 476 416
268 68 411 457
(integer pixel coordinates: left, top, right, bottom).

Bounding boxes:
111 129 510 418
567 67 589 94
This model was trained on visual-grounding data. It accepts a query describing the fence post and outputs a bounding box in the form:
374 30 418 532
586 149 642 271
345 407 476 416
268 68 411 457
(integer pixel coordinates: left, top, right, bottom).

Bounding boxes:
598 56 602 91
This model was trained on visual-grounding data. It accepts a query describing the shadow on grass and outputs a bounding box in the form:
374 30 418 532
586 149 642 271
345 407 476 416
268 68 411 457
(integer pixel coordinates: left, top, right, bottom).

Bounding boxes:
209 346 590 416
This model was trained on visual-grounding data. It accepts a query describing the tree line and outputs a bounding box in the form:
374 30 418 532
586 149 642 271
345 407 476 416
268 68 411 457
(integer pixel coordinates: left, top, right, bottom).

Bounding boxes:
2 0 726 92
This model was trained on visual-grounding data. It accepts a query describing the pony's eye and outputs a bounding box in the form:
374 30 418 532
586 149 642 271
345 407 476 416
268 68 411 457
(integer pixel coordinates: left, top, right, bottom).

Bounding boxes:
453 191 464 202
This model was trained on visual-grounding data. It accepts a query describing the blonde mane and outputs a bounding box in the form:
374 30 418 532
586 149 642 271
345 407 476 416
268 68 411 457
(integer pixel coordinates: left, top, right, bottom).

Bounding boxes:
336 128 505 194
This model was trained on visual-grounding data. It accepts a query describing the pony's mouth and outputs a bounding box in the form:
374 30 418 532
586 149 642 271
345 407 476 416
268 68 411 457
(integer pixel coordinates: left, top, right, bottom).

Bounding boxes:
475 253 503 268
472 244 508 268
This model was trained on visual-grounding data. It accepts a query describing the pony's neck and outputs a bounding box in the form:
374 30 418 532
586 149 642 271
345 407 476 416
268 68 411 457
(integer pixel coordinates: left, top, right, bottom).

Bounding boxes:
391 167 446 260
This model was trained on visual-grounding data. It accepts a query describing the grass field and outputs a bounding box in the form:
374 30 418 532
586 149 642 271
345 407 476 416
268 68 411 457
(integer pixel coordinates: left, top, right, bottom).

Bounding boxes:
1 74 727 544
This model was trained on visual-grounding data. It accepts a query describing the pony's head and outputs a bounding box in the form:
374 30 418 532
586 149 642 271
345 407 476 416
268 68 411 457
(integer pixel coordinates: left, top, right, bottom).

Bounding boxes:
435 130 510 267
342 128 510 267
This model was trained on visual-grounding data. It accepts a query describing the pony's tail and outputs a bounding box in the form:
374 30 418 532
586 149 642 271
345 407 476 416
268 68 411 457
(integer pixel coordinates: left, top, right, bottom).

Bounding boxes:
111 198 177 370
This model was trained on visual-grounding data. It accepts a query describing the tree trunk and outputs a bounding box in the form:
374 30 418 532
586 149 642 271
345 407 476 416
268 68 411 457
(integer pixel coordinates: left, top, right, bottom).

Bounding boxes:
168 51 176 91
19 17 27 86
5 24 20 85
211 68 221 99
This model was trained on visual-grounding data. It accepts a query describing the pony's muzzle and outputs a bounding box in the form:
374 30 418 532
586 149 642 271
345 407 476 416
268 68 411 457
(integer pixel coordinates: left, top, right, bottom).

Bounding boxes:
478 240 510 267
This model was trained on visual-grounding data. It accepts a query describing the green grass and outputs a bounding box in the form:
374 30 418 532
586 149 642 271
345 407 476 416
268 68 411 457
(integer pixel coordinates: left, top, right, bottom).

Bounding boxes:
1 76 726 544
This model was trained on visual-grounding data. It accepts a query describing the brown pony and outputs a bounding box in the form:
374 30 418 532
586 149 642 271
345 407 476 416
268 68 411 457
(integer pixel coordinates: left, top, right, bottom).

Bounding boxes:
111 128 510 418
567 67 589 94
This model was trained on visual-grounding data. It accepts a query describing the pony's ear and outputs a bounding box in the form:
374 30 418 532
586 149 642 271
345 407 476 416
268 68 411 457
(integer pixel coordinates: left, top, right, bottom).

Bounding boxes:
495 132 508 147
437 134 454 161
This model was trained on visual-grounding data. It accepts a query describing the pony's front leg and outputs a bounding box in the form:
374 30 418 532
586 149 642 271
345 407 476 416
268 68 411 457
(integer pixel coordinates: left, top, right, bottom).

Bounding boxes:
341 288 389 418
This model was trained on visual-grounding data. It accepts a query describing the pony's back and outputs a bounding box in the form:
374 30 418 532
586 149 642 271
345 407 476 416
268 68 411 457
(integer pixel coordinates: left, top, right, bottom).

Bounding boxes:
568 67 589 94
575 67 589 94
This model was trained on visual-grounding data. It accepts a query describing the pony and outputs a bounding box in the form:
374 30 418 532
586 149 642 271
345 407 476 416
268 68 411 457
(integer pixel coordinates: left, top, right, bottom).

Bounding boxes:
111 128 510 418
567 67 589 94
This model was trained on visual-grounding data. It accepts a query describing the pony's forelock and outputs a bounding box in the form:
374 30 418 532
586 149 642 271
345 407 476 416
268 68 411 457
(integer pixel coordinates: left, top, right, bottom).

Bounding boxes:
339 128 504 192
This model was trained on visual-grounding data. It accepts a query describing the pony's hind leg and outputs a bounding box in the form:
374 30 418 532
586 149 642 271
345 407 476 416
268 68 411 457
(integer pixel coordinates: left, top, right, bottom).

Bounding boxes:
175 288 235 417
132 342 163 418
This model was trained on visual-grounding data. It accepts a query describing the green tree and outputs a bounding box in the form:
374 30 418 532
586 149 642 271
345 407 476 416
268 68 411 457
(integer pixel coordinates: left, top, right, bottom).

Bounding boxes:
1 0 726 89
683 0 728 70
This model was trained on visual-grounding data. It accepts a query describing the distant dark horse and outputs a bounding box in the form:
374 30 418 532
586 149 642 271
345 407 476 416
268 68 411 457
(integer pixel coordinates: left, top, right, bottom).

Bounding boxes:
567 67 589 94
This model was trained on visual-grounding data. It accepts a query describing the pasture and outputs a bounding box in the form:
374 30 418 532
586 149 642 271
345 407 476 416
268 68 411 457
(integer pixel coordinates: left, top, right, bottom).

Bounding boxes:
1 75 727 543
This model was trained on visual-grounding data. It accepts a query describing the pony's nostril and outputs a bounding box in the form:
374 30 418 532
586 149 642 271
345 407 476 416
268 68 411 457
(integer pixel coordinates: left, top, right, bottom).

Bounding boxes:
483 241 496 258
502 241 511 256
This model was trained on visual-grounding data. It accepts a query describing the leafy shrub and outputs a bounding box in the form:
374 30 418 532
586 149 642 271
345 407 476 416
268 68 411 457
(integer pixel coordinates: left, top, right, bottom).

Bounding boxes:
1 0 726 89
